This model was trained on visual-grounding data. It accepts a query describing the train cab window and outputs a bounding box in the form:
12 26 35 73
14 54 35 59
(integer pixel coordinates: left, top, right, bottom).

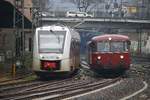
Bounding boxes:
74 41 77 49
111 42 127 52
97 42 110 52
38 30 66 53
71 39 75 49
90 42 97 52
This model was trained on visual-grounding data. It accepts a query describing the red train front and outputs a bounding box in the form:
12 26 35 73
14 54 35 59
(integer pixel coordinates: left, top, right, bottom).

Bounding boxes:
87 34 131 72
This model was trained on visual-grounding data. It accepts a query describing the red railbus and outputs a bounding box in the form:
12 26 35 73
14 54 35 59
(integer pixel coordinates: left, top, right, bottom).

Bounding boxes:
87 34 131 73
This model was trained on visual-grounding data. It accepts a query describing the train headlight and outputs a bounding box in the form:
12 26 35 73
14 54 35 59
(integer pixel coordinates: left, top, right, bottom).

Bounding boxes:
97 56 101 60
120 55 124 59
109 37 112 41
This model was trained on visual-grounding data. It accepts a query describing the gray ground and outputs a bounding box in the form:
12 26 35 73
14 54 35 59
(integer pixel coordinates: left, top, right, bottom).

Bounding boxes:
69 62 150 100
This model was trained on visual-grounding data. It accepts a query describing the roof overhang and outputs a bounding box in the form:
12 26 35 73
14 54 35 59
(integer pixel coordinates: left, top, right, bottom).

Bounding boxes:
0 1 32 29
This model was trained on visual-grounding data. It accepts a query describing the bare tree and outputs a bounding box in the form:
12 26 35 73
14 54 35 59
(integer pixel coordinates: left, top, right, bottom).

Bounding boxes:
70 0 94 12
32 0 54 11
69 0 104 12
32 0 39 7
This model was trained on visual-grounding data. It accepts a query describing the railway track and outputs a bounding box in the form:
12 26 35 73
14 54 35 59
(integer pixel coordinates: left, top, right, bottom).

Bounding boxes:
0 62 122 100
0 75 80 97
0 72 35 86
132 56 150 70
125 56 150 79
0 80 45 93
1 77 120 100
130 63 150 78
40 78 120 100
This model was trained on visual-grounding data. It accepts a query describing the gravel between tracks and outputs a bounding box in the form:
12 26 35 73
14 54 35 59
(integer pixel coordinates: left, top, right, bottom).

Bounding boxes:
66 78 144 100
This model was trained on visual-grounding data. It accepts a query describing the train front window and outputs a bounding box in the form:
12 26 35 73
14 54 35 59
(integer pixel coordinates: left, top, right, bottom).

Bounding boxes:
96 41 128 52
38 30 66 53
97 42 110 52
111 42 127 52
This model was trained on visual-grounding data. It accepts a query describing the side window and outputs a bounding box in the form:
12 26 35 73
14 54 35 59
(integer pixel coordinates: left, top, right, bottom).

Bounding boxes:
71 39 75 49
72 41 75 49
90 42 96 52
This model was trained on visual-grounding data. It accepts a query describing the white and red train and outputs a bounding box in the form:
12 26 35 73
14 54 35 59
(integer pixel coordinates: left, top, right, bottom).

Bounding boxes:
33 24 80 78
87 34 131 73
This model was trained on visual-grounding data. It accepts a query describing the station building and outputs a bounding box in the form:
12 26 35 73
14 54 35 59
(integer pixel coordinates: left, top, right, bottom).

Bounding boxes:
0 0 33 72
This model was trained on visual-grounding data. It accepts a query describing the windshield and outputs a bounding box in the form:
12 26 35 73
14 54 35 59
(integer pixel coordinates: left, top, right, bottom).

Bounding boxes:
111 42 126 52
97 42 110 52
97 41 128 52
38 30 66 53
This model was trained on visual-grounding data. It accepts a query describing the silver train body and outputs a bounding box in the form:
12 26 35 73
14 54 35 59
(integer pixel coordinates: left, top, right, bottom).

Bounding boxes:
33 25 80 77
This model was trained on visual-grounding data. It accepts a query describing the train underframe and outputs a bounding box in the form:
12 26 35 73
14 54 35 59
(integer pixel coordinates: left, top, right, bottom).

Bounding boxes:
90 64 130 74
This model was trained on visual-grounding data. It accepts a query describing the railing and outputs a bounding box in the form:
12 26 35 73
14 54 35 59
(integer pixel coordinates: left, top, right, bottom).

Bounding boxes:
42 11 150 20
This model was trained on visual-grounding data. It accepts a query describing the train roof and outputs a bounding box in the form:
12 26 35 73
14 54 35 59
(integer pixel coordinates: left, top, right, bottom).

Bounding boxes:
35 24 80 40
92 34 130 42
36 24 69 30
